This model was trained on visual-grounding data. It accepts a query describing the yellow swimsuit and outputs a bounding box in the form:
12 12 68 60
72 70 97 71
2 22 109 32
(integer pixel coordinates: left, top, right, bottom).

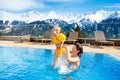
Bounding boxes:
52 33 66 57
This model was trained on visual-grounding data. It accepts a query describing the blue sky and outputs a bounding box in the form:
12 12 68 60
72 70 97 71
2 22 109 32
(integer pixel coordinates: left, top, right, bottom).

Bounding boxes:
0 0 120 14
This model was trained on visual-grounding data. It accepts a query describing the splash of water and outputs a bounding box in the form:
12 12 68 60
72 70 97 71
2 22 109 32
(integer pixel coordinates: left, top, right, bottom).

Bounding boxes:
54 55 74 74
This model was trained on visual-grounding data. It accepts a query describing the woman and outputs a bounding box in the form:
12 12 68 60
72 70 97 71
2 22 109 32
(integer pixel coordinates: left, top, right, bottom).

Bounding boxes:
64 43 83 69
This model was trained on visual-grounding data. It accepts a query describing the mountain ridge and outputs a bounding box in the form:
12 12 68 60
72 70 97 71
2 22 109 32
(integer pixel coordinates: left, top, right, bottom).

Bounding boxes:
0 10 120 38
0 10 120 24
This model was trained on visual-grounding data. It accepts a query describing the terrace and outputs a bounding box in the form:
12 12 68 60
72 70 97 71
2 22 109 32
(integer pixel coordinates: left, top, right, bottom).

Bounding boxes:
0 36 119 59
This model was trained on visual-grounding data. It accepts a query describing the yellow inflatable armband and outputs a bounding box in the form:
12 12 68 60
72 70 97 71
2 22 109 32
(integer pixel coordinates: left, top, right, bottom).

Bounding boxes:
52 33 66 45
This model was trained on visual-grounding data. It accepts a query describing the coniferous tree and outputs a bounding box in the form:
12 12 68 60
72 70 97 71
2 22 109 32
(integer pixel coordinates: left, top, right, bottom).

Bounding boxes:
74 23 82 38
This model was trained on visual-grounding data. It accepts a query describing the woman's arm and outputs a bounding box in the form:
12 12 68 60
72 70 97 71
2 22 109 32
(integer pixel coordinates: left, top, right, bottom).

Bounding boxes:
64 46 79 63
67 57 79 63
56 40 65 48
60 40 65 48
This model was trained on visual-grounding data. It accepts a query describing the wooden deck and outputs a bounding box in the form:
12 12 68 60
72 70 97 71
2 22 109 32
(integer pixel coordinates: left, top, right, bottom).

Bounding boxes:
0 36 120 46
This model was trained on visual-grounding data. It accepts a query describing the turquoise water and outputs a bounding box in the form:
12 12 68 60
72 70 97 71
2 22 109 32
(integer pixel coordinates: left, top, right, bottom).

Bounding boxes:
0 46 120 80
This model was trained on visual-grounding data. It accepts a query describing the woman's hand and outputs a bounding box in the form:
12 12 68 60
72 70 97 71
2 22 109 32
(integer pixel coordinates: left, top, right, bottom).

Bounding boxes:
56 44 61 48
56 44 66 48
63 45 67 49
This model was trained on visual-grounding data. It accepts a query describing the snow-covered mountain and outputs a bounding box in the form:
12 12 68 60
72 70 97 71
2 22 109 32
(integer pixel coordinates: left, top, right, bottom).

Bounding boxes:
0 10 120 38
0 10 81 23
1 10 120 24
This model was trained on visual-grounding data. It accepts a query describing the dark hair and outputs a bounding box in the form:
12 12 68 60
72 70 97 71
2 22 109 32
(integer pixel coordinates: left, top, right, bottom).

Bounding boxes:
75 43 83 57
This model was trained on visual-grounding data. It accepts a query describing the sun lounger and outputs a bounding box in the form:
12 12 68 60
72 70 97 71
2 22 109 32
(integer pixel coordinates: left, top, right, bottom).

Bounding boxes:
94 31 114 46
66 31 78 44
40 31 52 44
15 35 31 43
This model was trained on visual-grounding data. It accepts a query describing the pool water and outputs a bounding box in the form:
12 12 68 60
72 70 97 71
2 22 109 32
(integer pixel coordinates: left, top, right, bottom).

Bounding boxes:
0 46 120 80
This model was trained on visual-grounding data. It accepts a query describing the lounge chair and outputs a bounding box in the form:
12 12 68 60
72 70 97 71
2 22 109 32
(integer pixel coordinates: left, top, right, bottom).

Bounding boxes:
15 35 31 43
66 31 78 44
94 31 114 46
14 36 23 43
21 35 31 42
40 31 52 44
34 35 43 43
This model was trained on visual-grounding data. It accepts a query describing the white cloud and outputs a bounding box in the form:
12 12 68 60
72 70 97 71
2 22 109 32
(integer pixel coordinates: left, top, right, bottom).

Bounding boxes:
0 0 45 11
107 3 120 8
43 0 83 3
43 0 73 2
84 10 111 23
0 10 81 23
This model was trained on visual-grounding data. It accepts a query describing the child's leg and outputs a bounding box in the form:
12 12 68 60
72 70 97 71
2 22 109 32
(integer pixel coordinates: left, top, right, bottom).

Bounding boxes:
52 48 64 67
52 54 59 67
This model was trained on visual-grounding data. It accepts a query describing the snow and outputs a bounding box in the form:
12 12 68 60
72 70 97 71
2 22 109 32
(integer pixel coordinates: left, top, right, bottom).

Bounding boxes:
0 10 120 23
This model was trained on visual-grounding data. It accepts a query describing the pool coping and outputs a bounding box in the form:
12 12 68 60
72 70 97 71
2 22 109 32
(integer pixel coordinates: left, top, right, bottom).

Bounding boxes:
0 40 120 60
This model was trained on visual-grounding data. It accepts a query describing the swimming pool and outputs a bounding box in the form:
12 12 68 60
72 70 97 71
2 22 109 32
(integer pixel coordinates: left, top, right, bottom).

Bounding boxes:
0 46 120 80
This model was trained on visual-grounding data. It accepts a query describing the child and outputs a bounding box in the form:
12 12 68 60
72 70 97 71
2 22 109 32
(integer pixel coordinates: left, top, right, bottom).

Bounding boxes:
52 25 66 67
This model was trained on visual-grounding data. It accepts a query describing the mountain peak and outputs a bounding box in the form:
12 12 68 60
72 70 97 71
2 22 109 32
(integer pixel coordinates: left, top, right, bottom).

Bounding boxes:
0 10 120 24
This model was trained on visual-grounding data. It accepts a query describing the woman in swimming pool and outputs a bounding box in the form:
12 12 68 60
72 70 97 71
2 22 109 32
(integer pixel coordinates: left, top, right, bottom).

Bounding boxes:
64 43 83 69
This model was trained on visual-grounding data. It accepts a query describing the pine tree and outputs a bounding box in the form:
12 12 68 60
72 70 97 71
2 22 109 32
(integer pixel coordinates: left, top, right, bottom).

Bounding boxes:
82 31 87 38
74 23 82 38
